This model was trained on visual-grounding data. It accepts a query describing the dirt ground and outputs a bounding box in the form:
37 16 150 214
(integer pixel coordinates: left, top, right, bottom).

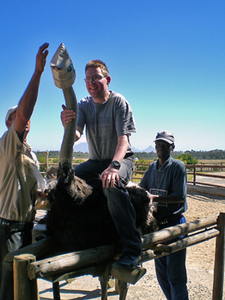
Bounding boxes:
38 191 225 300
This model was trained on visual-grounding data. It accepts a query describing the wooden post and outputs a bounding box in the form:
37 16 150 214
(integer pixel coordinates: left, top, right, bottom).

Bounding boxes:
14 254 38 300
46 151 49 172
193 164 196 185
212 212 225 300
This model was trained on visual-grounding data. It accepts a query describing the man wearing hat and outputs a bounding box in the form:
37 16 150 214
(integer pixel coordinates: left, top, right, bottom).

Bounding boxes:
5 106 39 169
140 131 188 300
0 43 49 300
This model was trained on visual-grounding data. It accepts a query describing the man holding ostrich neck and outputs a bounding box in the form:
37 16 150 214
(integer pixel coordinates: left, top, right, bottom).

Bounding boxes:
0 43 49 300
61 60 142 268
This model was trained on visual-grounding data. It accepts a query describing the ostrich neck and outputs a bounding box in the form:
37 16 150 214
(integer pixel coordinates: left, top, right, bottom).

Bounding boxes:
59 86 77 166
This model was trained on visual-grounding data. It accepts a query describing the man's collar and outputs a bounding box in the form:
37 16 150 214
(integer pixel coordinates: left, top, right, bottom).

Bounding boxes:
157 156 172 170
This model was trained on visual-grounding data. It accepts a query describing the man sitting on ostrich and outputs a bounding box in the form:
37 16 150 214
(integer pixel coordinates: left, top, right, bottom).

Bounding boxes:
61 59 142 269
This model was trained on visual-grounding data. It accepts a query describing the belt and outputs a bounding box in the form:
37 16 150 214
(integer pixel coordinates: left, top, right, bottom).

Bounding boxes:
0 217 33 231
157 214 182 225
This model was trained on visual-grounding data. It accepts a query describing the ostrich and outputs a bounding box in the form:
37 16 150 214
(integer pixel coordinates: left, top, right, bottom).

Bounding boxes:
46 44 157 255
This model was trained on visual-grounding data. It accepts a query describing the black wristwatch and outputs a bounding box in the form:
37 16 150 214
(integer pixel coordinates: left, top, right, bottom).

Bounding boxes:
110 160 121 170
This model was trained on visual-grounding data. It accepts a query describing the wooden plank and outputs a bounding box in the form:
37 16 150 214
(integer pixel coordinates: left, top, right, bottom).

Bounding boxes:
142 227 220 262
8 237 57 263
28 221 219 284
49 265 106 283
142 214 219 250
28 245 114 280
186 164 225 168
195 172 225 179
195 181 225 189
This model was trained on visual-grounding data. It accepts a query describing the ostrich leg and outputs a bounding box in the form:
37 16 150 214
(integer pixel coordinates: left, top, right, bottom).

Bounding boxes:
99 264 111 300
118 280 129 300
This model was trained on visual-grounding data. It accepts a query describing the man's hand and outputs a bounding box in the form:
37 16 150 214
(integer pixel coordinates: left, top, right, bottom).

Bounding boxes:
36 190 48 200
100 166 120 188
35 43 49 75
61 104 76 127
148 193 159 204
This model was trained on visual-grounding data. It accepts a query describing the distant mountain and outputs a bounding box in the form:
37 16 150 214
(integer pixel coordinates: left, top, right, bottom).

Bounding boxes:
132 147 141 152
132 145 155 152
143 145 156 153
74 142 89 152
74 142 155 153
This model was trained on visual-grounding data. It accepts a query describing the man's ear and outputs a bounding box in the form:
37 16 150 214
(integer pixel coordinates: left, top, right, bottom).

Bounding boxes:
171 144 175 151
106 76 111 85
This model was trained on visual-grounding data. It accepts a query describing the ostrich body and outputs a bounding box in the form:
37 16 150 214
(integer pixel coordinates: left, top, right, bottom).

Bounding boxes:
46 85 156 253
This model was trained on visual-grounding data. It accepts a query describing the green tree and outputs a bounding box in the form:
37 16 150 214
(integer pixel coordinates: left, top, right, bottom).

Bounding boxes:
175 153 198 165
38 156 46 173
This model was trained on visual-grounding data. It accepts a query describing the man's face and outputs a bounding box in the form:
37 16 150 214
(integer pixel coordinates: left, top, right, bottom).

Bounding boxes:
6 112 16 129
85 67 110 101
155 140 173 160
25 119 31 134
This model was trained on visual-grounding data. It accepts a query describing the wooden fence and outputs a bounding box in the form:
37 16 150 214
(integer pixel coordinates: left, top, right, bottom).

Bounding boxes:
12 212 225 300
133 163 225 188
41 159 225 189
186 164 225 188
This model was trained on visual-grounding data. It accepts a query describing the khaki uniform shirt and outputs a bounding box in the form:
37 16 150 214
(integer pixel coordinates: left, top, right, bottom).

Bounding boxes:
0 122 37 222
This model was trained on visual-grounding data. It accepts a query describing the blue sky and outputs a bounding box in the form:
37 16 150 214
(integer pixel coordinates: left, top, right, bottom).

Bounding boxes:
0 0 224 152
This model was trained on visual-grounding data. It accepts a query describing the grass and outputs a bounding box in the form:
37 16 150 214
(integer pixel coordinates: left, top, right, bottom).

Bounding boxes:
198 159 225 164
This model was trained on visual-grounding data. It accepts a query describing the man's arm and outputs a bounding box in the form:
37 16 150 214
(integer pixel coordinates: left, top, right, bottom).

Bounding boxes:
111 135 129 163
140 160 186 204
149 194 185 204
100 134 129 188
14 43 49 137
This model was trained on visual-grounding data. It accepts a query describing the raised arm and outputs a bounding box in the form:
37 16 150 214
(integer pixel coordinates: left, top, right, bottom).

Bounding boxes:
15 43 49 136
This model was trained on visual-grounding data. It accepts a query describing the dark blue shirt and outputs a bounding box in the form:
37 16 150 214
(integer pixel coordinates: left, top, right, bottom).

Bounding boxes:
140 156 187 218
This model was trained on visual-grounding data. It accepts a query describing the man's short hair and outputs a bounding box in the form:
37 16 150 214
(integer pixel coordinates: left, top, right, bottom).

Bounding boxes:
85 60 109 77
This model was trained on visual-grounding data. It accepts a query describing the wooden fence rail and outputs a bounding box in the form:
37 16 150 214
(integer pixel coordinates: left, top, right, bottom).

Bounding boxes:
39 152 225 189
12 213 225 300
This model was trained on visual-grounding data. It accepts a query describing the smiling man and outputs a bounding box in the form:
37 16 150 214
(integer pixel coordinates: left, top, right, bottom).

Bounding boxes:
61 59 142 269
140 131 189 300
